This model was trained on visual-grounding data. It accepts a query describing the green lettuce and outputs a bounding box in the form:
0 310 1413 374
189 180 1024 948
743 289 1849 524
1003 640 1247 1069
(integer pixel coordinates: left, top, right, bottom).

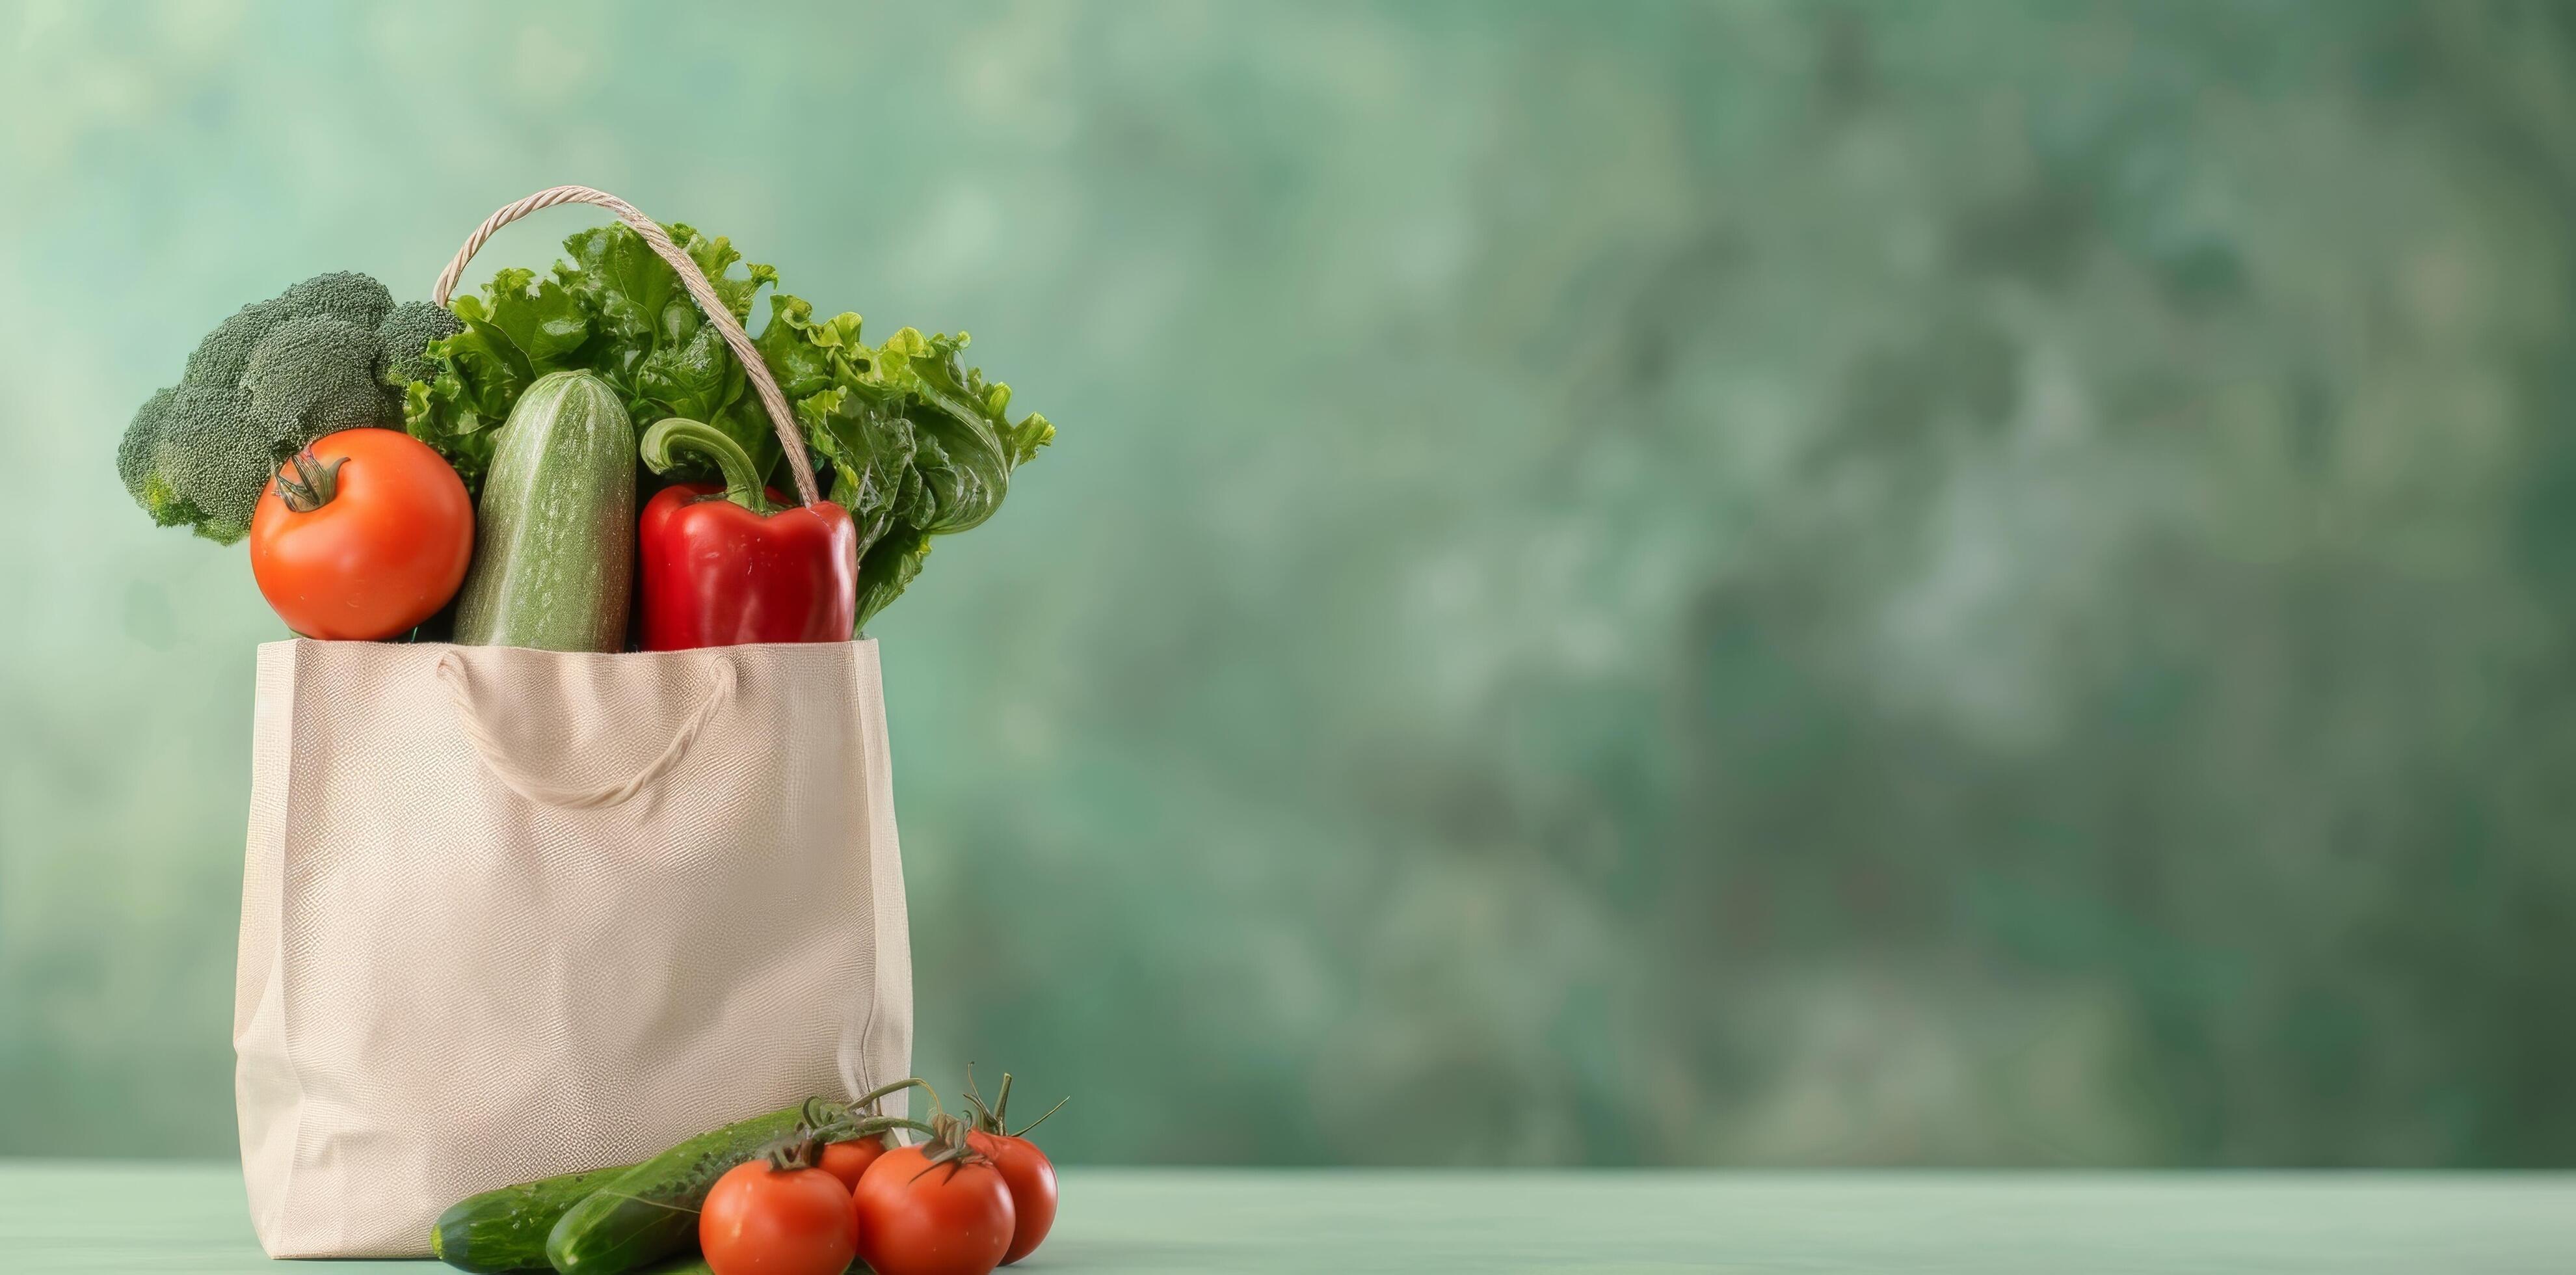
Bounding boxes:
406 222 1052 630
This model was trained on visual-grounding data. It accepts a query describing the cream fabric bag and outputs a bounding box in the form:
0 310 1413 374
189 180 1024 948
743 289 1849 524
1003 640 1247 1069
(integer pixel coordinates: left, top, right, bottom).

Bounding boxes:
233 638 914 1257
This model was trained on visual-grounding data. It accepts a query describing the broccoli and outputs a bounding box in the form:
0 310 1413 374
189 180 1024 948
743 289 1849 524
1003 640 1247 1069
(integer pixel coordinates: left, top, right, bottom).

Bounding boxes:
243 315 395 438
117 273 464 543
179 271 392 387
376 301 464 388
116 383 278 539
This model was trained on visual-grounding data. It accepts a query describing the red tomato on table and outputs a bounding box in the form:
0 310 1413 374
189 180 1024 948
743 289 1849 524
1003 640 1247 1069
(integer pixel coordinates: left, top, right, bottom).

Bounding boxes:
850 1144 1016 1275
965 1131 1058 1265
699 1158 856 1275
959 1071 1067 1266
819 1136 889 1192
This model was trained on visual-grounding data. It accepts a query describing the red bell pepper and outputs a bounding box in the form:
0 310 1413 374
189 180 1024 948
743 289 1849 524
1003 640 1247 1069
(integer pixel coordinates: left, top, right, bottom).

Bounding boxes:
636 418 857 651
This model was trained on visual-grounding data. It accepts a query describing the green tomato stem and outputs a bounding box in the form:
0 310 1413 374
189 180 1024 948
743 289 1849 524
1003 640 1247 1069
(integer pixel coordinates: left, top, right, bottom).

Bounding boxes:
849 1076 935 1117
273 449 346 514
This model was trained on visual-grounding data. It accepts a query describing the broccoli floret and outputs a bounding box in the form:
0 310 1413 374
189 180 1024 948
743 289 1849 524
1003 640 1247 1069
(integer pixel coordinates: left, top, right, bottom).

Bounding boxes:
181 271 392 388
120 382 278 542
116 271 458 544
278 271 393 329
115 387 176 509
179 297 284 389
375 300 464 388
245 315 394 438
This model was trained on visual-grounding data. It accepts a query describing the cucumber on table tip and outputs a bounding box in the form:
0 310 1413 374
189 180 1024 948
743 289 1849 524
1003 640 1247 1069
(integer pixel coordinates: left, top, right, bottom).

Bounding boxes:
451 370 637 652
545 1102 810 1275
432 1161 630 1273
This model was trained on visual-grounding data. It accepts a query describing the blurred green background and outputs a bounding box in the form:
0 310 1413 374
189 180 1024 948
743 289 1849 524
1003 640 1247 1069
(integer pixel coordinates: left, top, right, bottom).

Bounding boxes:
4 0 2574 1168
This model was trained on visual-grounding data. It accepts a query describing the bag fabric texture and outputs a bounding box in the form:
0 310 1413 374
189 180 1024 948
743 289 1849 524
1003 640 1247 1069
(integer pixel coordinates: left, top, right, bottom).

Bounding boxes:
233 638 912 1258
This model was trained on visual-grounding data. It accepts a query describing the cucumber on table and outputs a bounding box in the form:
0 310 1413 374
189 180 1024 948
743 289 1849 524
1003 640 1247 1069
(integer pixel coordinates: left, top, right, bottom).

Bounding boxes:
451 369 637 651
546 1102 810 1275
432 1161 630 1273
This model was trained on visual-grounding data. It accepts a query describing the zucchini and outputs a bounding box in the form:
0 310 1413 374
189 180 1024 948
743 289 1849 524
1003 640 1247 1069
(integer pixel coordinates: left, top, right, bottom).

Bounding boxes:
432 1162 631 1272
452 370 636 651
545 1102 808 1275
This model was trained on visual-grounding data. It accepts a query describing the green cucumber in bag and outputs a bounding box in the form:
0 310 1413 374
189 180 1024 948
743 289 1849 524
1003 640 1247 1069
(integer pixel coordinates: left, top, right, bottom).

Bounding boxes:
432 1161 630 1272
544 1102 808 1275
451 370 636 651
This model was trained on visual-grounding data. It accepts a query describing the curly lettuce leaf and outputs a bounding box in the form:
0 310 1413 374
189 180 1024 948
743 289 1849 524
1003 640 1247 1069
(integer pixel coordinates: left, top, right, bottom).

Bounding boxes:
470 267 591 373
557 222 780 477
865 327 1053 536
403 267 592 487
798 381 920 548
752 294 871 397
853 527 932 634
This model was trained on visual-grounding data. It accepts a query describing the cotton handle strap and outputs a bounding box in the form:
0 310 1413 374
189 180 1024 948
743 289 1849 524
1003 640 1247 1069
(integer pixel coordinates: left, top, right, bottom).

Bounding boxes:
432 184 821 507
434 652 736 811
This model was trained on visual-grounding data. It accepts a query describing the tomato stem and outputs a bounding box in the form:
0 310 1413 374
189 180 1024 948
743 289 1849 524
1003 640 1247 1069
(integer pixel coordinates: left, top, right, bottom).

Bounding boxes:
964 1067 1065 1139
1010 1095 1069 1139
904 1112 988 1182
963 1064 1004 1132
764 1123 831 1171
811 1112 940 1147
272 449 346 513
849 1075 936 1117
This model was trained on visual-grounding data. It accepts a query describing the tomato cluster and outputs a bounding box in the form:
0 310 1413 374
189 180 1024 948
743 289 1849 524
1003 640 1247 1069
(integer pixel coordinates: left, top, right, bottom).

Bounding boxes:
700 1078 1061 1275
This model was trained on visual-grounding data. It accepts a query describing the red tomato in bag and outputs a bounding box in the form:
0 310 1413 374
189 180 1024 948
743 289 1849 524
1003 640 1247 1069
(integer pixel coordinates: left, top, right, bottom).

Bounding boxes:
248 429 471 640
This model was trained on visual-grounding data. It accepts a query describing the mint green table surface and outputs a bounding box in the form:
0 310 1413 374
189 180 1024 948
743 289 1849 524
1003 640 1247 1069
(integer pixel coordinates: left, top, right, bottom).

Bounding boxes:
3 1163 2571 1272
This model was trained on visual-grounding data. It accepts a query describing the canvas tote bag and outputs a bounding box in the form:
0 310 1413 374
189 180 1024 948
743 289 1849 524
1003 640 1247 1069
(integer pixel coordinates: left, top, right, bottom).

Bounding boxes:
232 189 914 1259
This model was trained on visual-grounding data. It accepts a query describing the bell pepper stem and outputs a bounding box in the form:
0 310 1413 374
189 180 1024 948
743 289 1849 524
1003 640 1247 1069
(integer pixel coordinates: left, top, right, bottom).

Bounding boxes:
640 417 776 513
